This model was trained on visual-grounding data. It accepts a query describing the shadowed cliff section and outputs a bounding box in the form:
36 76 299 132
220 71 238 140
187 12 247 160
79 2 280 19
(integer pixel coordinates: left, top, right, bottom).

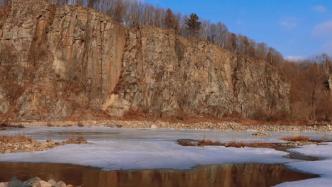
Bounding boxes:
0 0 289 121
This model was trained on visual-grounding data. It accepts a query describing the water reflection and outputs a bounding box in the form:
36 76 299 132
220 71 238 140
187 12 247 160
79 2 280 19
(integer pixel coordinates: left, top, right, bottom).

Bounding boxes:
0 162 317 187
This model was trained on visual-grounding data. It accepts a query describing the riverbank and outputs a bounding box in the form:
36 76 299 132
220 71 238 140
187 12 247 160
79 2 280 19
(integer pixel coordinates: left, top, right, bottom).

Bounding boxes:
3 118 332 132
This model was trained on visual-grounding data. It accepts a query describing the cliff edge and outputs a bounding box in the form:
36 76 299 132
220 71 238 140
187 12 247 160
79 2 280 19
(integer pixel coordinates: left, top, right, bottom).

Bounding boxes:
0 0 289 121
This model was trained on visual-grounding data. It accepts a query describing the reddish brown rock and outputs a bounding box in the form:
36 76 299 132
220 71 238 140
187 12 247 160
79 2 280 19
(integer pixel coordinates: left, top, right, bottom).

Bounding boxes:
0 0 289 121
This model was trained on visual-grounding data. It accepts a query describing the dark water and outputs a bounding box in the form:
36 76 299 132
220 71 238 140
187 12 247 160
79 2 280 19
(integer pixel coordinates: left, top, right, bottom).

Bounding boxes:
0 162 318 187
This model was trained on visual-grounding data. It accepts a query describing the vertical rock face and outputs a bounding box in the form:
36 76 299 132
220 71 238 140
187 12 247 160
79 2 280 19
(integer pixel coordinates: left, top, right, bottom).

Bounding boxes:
0 0 289 121
47 5 126 109
108 27 289 118
0 0 125 120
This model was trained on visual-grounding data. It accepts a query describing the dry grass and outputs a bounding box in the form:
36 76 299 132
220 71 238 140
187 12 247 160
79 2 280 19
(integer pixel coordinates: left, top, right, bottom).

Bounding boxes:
282 136 310 142
1 135 87 145
119 109 322 127
281 136 322 143
0 135 33 144
178 137 324 149
120 109 237 124
77 122 84 127
63 136 87 144
177 139 198 146
177 139 222 146
0 123 25 129
223 141 278 149
0 135 61 154
67 109 112 122
176 139 279 148
177 139 290 150
197 139 223 146
0 135 88 153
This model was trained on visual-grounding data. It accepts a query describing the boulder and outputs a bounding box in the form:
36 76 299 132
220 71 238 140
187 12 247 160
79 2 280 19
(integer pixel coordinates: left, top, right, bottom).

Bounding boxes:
0 182 8 187
55 181 67 187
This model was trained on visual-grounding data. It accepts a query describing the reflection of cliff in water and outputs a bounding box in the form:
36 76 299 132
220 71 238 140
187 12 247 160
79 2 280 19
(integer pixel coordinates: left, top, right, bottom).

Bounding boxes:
0 162 318 187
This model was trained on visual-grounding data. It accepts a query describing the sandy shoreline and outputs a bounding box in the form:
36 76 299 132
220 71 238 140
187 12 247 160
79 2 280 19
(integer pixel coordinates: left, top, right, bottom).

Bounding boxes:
3 119 332 132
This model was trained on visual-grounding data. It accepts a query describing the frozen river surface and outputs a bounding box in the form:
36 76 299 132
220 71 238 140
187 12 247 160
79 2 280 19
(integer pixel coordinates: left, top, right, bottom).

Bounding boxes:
1 127 332 186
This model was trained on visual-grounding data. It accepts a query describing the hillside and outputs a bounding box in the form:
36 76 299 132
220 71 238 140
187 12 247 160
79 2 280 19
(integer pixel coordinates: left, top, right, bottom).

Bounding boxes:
0 0 290 122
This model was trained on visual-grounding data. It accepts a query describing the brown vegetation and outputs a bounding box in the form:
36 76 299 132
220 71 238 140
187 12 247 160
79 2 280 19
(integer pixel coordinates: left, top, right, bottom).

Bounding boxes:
281 136 323 143
177 137 328 150
120 110 326 127
222 142 280 149
63 136 87 144
164 8 179 31
0 135 87 153
282 136 310 142
0 122 24 129
280 55 332 122
0 135 56 153
44 0 283 65
0 135 33 144
177 139 288 149
177 139 223 147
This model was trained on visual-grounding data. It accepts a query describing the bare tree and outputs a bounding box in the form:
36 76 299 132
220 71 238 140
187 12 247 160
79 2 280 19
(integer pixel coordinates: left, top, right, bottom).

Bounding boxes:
112 0 124 23
87 0 95 8
47 0 284 64
0 0 10 6
255 43 268 60
228 33 237 53
164 8 178 31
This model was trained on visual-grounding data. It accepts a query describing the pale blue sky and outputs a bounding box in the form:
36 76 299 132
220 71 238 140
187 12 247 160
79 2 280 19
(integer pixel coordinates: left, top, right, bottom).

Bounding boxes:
145 0 332 59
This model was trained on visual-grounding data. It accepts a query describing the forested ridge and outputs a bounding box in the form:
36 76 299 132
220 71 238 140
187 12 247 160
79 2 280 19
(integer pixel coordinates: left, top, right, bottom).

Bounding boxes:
42 0 285 64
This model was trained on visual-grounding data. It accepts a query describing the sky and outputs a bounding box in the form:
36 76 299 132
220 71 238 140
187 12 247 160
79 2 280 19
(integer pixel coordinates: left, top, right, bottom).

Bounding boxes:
144 0 332 60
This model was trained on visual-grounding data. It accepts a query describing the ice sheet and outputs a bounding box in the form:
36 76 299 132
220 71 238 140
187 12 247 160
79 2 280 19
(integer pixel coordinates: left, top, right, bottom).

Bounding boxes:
2 127 332 186
0 130 290 170
277 143 332 187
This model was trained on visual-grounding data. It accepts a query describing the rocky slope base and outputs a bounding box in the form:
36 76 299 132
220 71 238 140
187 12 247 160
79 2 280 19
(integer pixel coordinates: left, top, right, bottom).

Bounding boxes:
0 0 289 122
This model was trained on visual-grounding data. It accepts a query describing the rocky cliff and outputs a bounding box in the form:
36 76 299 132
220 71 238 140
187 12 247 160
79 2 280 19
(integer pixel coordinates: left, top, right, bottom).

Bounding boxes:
0 0 289 121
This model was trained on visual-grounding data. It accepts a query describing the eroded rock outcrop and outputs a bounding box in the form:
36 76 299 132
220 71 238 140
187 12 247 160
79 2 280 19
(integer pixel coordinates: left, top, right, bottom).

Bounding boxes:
108 28 289 118
0 87 9 114
0 0 289 121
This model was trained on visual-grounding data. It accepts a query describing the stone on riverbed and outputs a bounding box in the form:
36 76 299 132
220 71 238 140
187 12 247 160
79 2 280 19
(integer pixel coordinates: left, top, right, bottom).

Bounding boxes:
0 183 8 187
0 177 71 187
150 124 158 129
55 181 67 187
